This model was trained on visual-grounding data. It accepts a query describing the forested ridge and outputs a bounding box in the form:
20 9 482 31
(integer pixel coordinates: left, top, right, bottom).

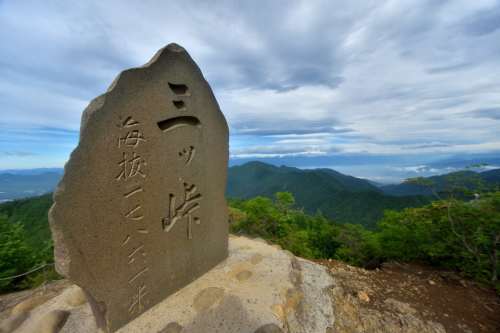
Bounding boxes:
1 167 499 294
227 161 431 228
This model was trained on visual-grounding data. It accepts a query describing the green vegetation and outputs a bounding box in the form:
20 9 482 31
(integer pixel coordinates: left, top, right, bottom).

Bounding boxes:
231 191 500 289
230 193 339 258
227 161 430 228
0 214 34 291
1 167 499 294
377 194 500 283
0 194 57 293
0 194 53 252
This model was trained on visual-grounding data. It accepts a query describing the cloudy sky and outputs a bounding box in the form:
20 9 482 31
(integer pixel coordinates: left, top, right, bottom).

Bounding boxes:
1 0 499 181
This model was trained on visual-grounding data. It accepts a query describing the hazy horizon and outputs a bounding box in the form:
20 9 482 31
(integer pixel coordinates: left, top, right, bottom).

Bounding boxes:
1 154 499 184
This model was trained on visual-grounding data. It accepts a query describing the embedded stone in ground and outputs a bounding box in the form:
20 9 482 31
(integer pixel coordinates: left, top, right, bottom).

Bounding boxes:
36 310 70 333
192 287 225 312
158 322 184 333
236 270 253 281
254 323 284 333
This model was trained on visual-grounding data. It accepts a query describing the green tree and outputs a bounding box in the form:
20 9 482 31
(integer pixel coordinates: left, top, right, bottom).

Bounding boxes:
334 224 380 266
404 172 500 282
229 192 342 259
377 194 500 283
0 215 35 291
275 192 295 215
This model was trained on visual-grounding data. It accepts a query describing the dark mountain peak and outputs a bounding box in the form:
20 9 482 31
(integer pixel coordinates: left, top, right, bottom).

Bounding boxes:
231 161 378 192
227 160 427 228
235 161 278 171
480 168 500 182
237 161 301 171
239 161 274 168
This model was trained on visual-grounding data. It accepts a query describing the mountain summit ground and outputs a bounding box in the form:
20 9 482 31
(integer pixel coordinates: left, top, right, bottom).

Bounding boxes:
1 236 499 333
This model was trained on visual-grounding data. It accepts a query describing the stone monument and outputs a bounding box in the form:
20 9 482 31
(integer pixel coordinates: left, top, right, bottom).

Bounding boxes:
49 43 229 332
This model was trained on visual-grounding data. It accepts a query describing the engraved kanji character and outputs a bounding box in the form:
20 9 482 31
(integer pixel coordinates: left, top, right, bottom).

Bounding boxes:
125 205 144 221
118 130 146 148
128 285 148 314
128 244 146 264
121 235 131 247
124 186 143 198
162 180 201 239
178 146 195 165
119 116 140 129
128 266 149 284
116 152 147 181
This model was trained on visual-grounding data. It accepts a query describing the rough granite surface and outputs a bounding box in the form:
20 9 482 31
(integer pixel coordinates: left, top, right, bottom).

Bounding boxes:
9 236 335 333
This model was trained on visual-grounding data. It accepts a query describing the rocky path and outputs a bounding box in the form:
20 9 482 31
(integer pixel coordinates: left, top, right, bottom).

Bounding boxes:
319 259 500 333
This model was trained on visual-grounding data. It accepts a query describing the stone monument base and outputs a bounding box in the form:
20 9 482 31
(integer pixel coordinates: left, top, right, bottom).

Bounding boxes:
8 236 334 333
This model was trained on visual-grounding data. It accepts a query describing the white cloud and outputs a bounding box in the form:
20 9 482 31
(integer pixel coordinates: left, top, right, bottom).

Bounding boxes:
0 0 499 170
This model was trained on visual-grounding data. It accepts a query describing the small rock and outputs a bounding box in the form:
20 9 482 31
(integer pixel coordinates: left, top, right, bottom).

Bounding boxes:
37 310 70 333
236 270 253 281
159 322 184 333
0 312 29 332
63 286 87 307
357 291 370 303
457 323 473 333
428 280 436 285
11 294 52 315
254 323 283 333
384 298 417 315
192 287 225 312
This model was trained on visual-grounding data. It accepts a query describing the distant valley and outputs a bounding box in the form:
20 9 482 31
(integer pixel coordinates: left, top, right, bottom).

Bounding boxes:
0 171 63 202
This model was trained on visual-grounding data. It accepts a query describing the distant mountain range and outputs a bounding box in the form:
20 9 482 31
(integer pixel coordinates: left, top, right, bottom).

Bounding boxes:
0 168 64 176
227 162 429 227
2 162 499 227
427 155 500 169
379 169 500 196
0 171 62 202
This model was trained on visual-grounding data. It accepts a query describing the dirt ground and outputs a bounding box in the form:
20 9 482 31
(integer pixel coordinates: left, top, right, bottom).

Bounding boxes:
318 259 500 333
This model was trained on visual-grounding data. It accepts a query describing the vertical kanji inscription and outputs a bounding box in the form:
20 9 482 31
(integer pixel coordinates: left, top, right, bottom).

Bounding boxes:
115 116 150 318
